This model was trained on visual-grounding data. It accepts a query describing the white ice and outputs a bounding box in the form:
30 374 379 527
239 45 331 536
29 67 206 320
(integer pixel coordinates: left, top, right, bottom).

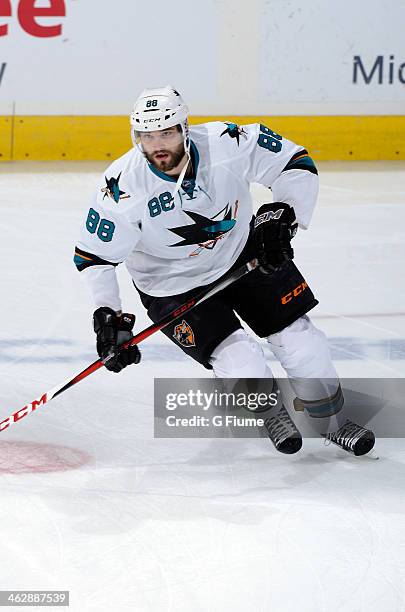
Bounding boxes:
0 161 404 611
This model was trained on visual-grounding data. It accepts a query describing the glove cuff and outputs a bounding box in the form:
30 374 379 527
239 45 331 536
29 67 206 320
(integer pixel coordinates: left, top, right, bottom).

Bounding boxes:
118 313 136 332
93 307 118 334
255 201 296 227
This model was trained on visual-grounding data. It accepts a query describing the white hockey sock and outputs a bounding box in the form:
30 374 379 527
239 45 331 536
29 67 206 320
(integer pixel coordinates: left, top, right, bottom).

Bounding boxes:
267 315 346 433
209 329 273 378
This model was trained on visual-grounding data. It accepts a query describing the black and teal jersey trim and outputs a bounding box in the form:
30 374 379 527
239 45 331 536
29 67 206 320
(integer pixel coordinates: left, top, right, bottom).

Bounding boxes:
282 149 318 175
74 247 120 272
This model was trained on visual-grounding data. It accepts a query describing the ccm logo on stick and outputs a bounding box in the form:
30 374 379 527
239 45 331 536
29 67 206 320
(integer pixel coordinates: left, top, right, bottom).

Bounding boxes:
0 0 66 38
173 300 196 317
281 281 308 305
0 394 48 431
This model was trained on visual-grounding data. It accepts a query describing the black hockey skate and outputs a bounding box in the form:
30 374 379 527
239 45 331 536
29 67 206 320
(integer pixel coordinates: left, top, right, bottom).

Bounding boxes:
323 419 375 456
263 404 303 455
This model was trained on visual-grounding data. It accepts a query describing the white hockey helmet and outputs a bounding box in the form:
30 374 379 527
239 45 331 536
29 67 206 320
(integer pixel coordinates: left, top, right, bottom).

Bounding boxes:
130 86 191 198
130 85 189 148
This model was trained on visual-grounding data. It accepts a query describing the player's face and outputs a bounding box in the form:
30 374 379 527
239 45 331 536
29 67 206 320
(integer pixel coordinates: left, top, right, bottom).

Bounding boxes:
139 127 186 172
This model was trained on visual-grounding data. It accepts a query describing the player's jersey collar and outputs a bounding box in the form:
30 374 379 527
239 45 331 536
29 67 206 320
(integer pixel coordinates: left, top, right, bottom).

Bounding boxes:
147 140 199 183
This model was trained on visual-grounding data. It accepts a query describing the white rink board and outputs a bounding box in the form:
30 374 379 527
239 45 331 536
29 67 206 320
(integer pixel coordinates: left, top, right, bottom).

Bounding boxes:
0 0 404 115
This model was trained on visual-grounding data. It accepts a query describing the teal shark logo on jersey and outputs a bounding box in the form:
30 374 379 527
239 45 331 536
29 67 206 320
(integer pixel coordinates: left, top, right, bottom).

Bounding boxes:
220 122 247 146
168 202 239 256
101 172 130 203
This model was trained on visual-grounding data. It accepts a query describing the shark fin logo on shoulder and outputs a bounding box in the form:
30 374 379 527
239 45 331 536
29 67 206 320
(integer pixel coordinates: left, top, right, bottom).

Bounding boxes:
220 123 247 146
101 172 131 203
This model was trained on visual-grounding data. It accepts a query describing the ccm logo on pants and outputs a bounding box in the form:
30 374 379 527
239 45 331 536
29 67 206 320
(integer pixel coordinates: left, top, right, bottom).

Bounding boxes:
281 282 308 305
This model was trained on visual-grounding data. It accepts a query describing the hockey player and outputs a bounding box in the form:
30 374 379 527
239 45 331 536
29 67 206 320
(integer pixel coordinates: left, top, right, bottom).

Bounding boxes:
74 86 374 456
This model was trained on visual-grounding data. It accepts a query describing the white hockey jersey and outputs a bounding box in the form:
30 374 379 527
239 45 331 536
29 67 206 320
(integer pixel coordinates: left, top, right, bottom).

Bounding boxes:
74 121 319 311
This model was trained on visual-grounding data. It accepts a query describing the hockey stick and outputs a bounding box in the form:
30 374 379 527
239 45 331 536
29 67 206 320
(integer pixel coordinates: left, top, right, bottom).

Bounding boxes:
0 258 259 432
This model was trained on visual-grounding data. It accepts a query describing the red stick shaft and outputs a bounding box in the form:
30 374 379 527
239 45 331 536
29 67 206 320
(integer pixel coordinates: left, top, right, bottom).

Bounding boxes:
0 258 258 432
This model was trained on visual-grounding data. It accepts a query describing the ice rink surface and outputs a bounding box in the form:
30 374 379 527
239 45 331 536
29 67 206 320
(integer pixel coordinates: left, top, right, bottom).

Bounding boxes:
0 161 405 611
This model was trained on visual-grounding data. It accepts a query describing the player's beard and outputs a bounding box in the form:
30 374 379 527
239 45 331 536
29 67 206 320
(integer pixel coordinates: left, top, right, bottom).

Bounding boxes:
145 143 186 173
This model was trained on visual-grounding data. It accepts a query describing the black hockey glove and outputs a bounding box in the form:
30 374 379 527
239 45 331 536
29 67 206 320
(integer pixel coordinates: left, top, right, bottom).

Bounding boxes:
93 307 141 373
253 202 298 274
